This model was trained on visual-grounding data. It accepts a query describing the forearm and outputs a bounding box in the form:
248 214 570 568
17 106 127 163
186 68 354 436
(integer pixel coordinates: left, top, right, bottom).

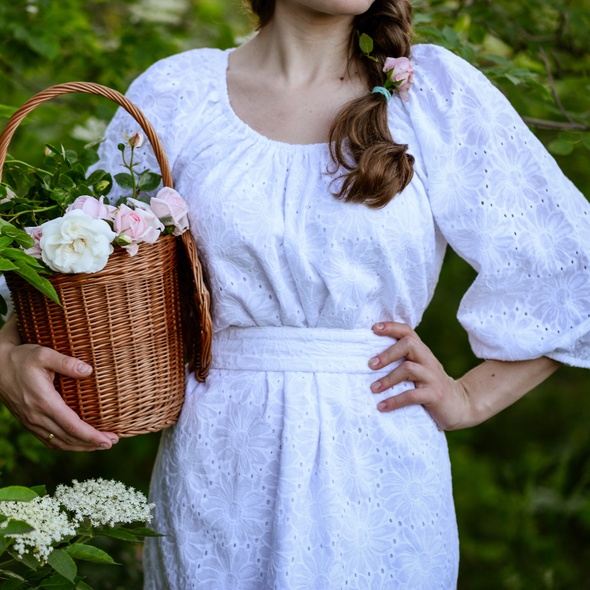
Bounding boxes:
456 356 561 429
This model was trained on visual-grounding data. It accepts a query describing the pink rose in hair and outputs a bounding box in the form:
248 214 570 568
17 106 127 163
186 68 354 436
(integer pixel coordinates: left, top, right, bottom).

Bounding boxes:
383 57 414 102
24 226 43 259
67 195 116 221
150 187 190 236
113 203 163 256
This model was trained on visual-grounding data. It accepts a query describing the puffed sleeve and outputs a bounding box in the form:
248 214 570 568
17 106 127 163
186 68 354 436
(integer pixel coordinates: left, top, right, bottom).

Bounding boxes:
406 44 590 368
95 48 212 199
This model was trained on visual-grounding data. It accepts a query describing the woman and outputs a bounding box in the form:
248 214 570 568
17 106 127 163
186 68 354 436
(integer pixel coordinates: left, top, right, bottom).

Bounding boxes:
1 0 589 587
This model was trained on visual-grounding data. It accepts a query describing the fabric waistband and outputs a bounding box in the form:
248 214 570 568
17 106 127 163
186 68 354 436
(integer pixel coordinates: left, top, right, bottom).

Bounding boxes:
211 326 400 374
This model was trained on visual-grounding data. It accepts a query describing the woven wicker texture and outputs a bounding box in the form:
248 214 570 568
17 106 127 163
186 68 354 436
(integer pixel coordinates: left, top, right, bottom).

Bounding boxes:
0 82 212 436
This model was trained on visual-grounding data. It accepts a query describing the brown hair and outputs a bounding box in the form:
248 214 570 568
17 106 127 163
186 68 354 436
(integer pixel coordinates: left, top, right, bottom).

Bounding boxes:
246 0 415 208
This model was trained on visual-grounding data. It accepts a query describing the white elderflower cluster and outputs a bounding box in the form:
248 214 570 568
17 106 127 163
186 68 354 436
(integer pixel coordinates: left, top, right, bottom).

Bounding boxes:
55 478 154 528
0 496 76 562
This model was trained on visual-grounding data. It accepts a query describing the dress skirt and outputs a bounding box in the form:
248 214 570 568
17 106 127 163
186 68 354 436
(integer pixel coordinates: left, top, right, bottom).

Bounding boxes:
144 327 459 589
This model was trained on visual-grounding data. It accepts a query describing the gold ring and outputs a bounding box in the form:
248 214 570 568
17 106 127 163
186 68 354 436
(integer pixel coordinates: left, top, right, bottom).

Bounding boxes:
47 433 55 442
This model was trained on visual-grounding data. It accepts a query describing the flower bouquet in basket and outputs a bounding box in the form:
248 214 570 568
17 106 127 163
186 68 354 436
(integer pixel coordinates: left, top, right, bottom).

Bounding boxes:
0 82 212 437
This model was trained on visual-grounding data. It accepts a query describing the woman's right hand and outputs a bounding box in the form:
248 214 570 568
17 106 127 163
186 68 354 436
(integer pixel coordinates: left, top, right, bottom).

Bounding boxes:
0 316 119 451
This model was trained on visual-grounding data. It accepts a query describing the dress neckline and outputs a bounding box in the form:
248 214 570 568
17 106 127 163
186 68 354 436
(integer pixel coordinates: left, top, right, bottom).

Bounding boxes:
220 48 329 154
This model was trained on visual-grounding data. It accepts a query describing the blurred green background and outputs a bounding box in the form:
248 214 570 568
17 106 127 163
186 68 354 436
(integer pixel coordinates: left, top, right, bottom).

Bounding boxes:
1 0 589 588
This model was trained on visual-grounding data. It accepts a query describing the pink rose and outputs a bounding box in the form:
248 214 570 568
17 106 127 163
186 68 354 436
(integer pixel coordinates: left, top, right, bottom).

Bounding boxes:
150 187 190 236
67 195 116 221
383 56 414 102
113 203 163 256
24 226 43 259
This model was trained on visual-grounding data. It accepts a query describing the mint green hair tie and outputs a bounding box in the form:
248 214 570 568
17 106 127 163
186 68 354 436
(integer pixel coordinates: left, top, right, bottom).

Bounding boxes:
371 86 392 103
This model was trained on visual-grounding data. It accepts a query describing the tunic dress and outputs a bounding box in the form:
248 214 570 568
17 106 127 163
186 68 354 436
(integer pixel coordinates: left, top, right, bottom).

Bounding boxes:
94 43 590 589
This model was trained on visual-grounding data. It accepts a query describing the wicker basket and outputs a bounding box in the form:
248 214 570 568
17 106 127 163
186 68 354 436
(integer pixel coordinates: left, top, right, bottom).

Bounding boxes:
0 82 212 437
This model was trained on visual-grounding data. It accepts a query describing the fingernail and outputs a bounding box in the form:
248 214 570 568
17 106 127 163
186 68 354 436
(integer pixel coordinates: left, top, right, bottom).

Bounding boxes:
377 401 387 412
371 381 381 392
77 362 92 374
109 437 118 444
98 442 109 449
374 323 385 331
369 357 379 368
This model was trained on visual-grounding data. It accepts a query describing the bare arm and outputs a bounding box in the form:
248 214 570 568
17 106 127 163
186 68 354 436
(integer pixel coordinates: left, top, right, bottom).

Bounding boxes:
369 322 560 430
0 315 119 450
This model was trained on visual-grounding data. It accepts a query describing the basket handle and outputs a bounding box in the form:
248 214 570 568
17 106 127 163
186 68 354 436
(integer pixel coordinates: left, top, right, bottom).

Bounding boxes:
0 81 212 381
0 81 173 188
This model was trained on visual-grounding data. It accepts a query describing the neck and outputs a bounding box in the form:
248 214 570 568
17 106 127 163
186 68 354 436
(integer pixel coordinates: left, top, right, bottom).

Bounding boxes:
241 3 356 86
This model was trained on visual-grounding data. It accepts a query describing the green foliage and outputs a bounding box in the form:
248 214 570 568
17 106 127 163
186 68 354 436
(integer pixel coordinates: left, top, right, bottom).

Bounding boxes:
0 481 157 589
413 0 590 193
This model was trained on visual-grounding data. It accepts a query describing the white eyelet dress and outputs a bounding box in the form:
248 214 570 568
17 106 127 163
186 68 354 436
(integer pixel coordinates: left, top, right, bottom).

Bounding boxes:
95 43 590 590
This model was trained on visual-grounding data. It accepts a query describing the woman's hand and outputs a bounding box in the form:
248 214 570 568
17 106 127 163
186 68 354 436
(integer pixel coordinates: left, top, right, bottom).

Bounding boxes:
368 321 560 430
0 316 119 451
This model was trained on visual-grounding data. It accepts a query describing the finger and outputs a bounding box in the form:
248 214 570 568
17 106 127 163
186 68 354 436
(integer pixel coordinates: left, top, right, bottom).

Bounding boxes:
34 346 94 379
15 380 118 450
376 387 435 413
372 321 421 341
370 360 428 393
369 334 428 372
31 347 119 448
40 407 119 450
38 430 108 452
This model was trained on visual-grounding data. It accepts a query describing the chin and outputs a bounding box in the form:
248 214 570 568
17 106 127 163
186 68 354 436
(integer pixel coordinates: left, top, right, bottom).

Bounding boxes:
284 0 376 17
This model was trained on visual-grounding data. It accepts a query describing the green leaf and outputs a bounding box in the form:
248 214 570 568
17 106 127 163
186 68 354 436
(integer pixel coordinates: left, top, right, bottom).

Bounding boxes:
0 576 26 589
0 259 19 272
10 548 41 570
0 520 34 536
30 485 48 497
0 486 39 502
85 169 107 186
548 139 576 156
138 171 161 192
2 248 45 269
359 32 374 56
0 223 34 249
79 149 100 168
48 549 77 583
75 580 94 590
64 544 117 565
39 573 77 590
126 526 161 537
95 528 137 541
114 173 135 190
11 260 61 306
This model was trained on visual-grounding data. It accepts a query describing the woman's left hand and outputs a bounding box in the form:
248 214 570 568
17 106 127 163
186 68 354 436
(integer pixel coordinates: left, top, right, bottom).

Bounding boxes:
368 321 472 430
368 321 560 431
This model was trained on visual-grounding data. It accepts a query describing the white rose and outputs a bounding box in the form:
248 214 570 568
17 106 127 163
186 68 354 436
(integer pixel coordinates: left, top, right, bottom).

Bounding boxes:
40 210 117 273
